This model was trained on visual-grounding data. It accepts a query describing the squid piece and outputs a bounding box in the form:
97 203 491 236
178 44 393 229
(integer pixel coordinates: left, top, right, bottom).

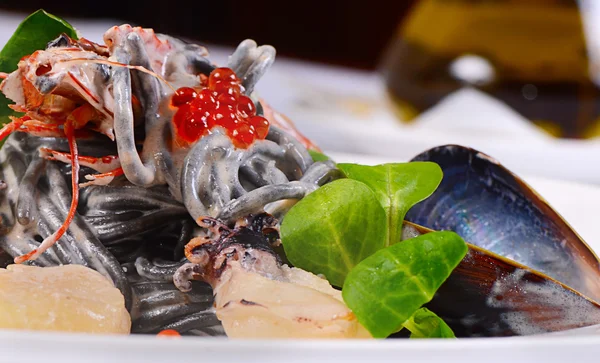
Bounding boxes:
0 264 130 334
210 262 371 339
174 215 371 339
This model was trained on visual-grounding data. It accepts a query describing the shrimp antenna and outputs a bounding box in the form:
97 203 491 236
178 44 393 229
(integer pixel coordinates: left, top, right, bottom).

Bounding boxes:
58 58 177 92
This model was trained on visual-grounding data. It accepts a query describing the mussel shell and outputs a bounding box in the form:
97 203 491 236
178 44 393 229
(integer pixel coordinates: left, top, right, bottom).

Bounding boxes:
403 223 600 337
406 145 600 302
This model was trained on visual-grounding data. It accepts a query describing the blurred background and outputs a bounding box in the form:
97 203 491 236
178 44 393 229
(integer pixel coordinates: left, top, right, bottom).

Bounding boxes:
2 0 600 185
0 0 415 69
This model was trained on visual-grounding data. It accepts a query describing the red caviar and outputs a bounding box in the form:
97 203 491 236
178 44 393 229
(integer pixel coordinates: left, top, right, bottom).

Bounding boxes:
171 87 197 106
157 329 181 337
171 67 270 148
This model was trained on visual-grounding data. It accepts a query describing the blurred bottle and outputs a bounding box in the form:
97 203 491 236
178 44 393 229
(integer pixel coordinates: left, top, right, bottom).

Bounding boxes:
381 0 600 138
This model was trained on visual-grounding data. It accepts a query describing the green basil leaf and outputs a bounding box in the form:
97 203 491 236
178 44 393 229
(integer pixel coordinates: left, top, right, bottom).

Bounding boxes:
308 150 331 162
0 9 78 125
342 231 467 338
337 162 442 246
404 307 456 338
281 179 387 287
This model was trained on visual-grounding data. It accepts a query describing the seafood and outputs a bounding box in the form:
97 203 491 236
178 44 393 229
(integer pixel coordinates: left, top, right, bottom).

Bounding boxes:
0 264 130 333
406 145 600 301
401 222 600 337
174 215 370 338
404 145 600 336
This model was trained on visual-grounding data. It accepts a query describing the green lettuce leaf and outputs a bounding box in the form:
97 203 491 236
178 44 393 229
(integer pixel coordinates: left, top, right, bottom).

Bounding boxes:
342 231 467 338
337 162 442 247
280 179 387 287
308 150 331 162
404 307 456 338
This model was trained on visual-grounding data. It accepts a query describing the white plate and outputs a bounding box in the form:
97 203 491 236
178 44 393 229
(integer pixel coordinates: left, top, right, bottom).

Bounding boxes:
1 327 600 363
1 14 600 362
2 152 600 363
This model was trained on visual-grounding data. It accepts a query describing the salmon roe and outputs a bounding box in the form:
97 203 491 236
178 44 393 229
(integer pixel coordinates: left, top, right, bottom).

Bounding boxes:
157 329 181 337
171 67 270 148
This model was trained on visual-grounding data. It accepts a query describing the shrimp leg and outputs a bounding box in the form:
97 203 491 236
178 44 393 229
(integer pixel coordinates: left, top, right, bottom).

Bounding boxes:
39 148 120 173
0 119 22 141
